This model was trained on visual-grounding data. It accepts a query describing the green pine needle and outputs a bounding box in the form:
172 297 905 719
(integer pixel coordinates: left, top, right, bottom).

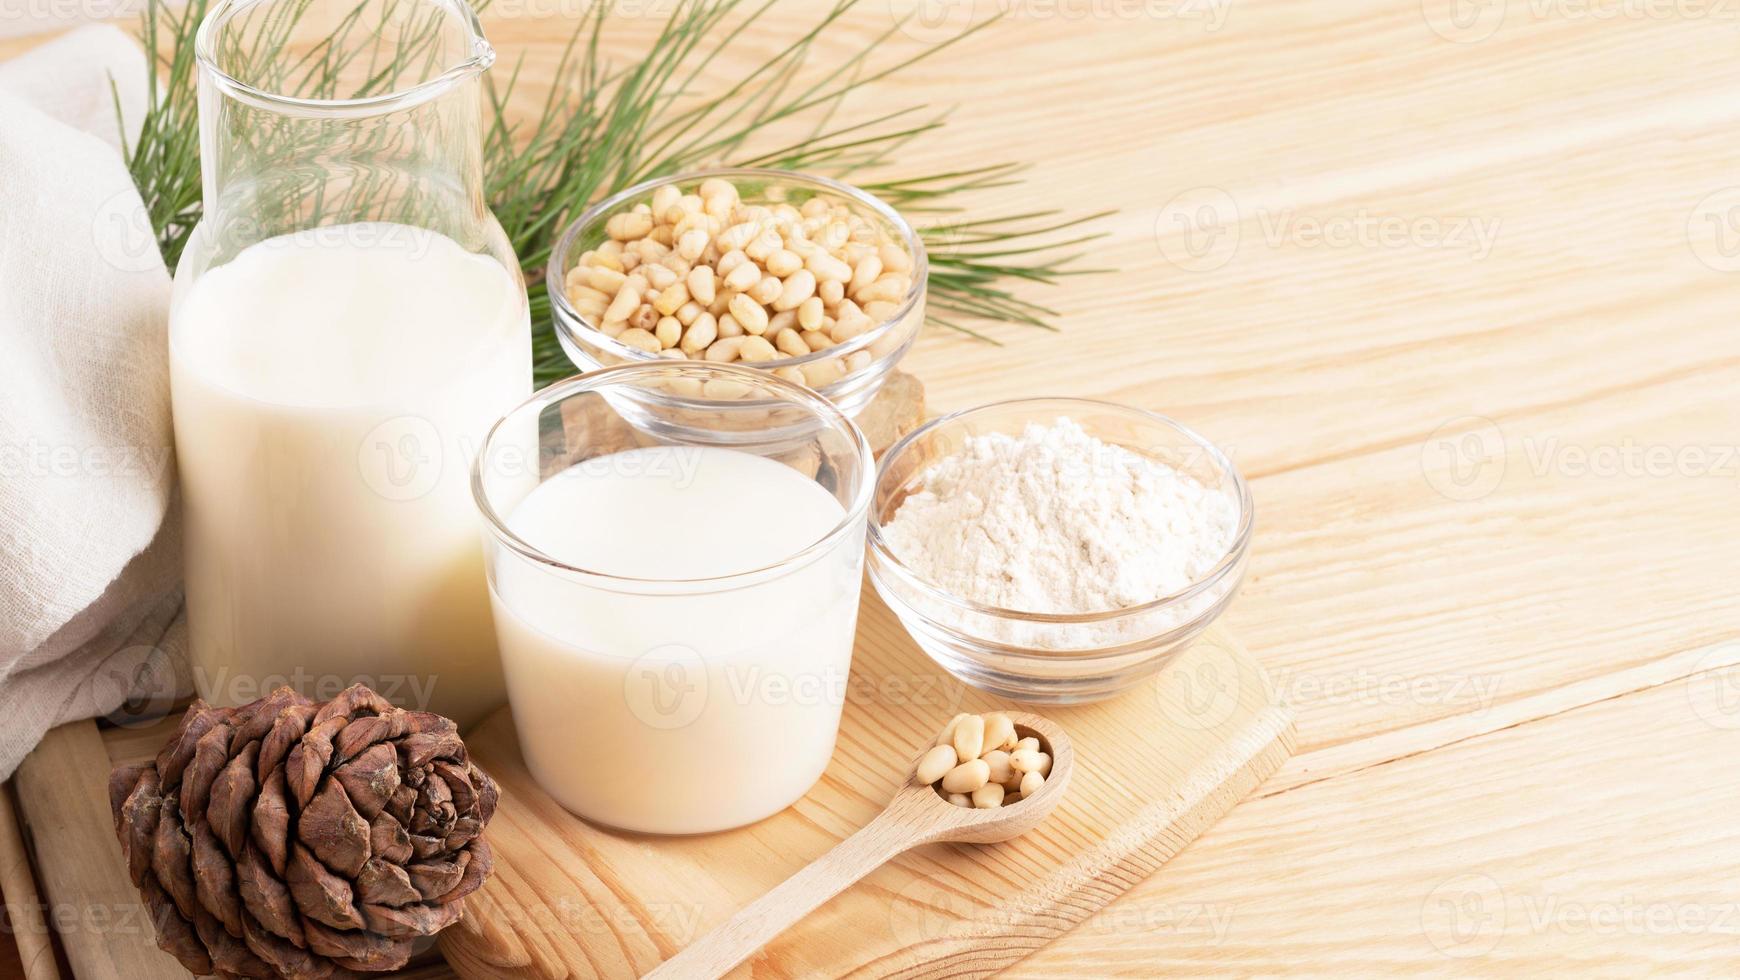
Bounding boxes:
122 0 1110 386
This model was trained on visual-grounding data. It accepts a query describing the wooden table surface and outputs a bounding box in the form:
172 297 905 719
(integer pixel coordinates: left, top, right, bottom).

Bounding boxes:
6 0 1740 975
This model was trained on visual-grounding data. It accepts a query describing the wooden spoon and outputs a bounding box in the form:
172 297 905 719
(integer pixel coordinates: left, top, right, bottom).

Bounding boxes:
644 712 1072 980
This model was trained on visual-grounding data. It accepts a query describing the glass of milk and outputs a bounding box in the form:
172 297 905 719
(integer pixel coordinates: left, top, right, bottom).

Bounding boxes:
170 0 530 727
472 363 874 834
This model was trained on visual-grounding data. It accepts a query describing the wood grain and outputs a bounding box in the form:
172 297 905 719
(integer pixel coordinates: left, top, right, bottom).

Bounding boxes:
0 784 58 980
9 725 186 980
437 621 1294 978
1 0 1736 974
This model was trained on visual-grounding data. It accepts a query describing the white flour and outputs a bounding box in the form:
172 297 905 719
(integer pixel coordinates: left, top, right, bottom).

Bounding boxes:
883 417 1239 616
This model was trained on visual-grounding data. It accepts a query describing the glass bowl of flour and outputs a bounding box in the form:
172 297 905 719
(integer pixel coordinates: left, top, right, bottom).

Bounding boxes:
867 398 1253 703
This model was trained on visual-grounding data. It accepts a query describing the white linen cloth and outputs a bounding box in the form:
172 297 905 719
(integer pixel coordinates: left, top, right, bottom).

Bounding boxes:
0 25 190 779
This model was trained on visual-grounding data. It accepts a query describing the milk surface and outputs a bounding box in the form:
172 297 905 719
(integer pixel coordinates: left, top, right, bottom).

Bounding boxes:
170 223 530 726
489 446 863 834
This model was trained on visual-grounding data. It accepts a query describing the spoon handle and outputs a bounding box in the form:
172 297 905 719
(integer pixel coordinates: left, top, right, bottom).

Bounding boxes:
643 809 918 979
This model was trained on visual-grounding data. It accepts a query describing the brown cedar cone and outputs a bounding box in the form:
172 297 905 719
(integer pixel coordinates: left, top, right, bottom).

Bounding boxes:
108 684 499 979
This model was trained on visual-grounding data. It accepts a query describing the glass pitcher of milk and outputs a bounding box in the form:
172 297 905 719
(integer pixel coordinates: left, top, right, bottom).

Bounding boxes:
170 0 530 727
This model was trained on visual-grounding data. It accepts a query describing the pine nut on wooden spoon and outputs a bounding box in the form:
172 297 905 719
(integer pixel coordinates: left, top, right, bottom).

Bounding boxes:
644 712 1072 980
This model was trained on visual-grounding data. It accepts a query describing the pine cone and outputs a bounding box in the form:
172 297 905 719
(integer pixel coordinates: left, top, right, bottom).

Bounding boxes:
109 685 499 979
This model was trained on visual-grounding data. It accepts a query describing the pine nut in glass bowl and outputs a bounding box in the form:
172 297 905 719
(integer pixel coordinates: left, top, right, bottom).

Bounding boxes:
548 168 926 433
866 398 1254 704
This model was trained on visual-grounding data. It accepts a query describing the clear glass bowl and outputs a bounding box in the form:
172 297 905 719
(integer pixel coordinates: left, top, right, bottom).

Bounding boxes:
548 168 926 421
866 398 1254 704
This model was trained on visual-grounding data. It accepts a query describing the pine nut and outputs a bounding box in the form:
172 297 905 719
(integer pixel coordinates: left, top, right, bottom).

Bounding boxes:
936 713 971 746
571 177 918 379
1020 771 1044 797
718 221 759 251
774 328 809 358
972 783 1005 809
848 254 882 296
729 293 770 335
940 759 989 794
716 248 748 277
855 274 905 304
949 793 972 808
681 313 718 353
749 274 784 306
676 228 709 262
879 241 912 273
724 260 761 292
606 211 653 241
983 713 1016 752
952 714 986 761
739 335 778 363
653 281 688 316
766 248 802 277
1010 749 1049 775
984 749 1013 786
705 336 746 362
1015 737 1040 755
915 744 957 785
798 296 824 331
774 269 817 312
863 300 900 323
603 284 640 323
617 327 660 353
687 265 716 305
830 315 870 344
568 284 610 308
806 252 853 282
803 357 846 388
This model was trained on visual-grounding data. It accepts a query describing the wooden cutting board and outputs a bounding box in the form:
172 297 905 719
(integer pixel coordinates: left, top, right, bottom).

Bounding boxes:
436 601 1294 979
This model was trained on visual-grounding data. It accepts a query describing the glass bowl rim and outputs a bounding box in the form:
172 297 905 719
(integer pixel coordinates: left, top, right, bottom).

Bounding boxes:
547 166 928 372
471 362 875 588
867 396 1255 626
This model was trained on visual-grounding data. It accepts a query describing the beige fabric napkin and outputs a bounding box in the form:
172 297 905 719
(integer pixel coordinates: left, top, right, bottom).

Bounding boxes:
0 25 190 779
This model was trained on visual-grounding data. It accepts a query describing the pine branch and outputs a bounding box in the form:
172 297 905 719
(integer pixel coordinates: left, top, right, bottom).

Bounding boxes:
120 0 1111 386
